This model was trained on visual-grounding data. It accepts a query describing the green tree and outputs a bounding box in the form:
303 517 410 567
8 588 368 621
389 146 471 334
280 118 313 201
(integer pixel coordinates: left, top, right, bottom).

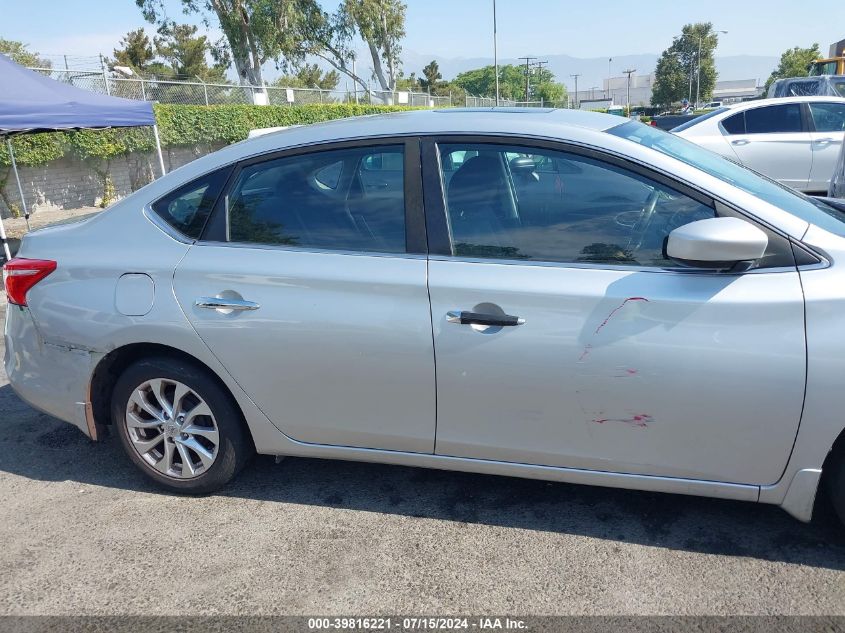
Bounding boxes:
652 50 687 107
136 0 323 86
765 44 821 93
154 23 228 82
112 28 155 73
339 0 405 91
0 38 51 67
453 64 564 103
533 80 566 105
652 22 721 107
274 63 340 89
420 60 441 91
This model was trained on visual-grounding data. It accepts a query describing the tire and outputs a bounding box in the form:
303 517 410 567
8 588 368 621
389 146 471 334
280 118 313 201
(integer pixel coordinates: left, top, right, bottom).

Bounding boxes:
826 445 845 527
112 356 253 494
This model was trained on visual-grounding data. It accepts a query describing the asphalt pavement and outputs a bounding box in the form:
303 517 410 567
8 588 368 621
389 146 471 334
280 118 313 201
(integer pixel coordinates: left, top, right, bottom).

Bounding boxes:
1 294 844 616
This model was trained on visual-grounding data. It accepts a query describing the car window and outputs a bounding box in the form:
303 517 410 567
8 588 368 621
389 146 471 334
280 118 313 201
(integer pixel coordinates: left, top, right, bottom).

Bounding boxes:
721 112 746 135
609 120 845 238
314 160 343 189
810 102 845 132
226 145 406 253
437 143 715 267
150 169 229 239
785 80 821 96
743 104 803 134
671 107 729 132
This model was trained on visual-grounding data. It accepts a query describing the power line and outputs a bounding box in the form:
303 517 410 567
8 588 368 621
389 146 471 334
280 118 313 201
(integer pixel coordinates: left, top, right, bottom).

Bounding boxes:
518 56 537 101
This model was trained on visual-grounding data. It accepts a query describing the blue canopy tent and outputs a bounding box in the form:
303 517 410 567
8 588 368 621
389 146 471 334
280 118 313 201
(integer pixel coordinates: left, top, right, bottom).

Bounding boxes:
0 53 166 260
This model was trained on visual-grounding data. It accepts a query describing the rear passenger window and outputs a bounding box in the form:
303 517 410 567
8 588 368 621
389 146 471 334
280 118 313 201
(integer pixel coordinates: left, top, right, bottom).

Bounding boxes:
744 104 803 134
226 145 406 253
721 112 746 135
150 169 229 239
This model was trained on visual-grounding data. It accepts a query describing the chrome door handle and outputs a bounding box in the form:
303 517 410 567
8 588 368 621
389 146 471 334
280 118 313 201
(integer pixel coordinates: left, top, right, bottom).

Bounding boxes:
195 297 260 311
813 138 834 145
446 310 525 327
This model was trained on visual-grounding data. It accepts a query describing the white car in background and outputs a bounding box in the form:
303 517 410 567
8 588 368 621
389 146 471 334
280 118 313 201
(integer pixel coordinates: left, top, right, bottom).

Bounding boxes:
673 96 845 193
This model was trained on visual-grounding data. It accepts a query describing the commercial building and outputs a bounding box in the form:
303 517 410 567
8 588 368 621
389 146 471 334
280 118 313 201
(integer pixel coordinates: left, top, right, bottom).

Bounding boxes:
571 74 763 108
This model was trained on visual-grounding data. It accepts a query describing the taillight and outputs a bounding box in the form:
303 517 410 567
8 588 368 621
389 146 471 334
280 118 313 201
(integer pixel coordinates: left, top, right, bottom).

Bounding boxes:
3 258 57 306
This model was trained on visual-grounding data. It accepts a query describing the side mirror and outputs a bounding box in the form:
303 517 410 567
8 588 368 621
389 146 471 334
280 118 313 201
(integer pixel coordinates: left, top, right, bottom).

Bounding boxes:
666 217 768 269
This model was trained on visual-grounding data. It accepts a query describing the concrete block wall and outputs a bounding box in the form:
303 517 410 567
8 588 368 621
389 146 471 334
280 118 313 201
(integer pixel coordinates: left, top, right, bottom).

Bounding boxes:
0 143 227 219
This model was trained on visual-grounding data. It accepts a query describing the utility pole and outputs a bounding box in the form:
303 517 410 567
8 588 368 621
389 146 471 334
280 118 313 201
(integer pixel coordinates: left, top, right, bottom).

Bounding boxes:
519 56 537 102
623 68 636 116
534 60 548 104
697 29 728 107
99 53 110 95
607 57 613 98
493 0 499 106
570 73 581 109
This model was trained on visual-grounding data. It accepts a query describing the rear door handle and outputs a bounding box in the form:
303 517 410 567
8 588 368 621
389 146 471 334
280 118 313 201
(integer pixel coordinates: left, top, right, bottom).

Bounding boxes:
446 310 525 327
195 297 260 311
731 139 750 146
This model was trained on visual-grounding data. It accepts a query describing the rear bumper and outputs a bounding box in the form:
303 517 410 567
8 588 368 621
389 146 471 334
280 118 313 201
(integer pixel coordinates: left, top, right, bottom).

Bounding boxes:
4 303 99 439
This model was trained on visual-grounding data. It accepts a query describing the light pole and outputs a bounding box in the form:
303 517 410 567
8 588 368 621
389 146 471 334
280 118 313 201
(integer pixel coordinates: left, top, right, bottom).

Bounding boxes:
697 29 728 107
607 57 612 98
570 73 580 109
493 0 499 106
623 68 636 116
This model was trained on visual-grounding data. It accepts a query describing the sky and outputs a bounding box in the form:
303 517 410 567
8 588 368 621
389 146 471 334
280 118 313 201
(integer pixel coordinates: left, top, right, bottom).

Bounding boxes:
2 0 844 75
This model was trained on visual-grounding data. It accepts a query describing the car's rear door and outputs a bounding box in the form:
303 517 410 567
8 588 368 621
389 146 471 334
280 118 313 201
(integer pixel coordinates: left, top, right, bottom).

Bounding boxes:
423 137 806 486
172 138 437 453
808 101 845 192
720 103 812 190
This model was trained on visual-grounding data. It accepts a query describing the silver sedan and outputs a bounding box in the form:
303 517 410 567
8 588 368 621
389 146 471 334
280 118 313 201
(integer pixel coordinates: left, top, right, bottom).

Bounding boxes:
4 109 845 527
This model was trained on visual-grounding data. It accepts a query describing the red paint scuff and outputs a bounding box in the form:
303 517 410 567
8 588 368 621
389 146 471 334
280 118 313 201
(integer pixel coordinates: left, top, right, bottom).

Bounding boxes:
593 414 652 428
594 297 650 335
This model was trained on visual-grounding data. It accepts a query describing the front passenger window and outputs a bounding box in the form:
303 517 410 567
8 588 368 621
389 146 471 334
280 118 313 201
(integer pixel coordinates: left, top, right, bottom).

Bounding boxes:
437 143 715 267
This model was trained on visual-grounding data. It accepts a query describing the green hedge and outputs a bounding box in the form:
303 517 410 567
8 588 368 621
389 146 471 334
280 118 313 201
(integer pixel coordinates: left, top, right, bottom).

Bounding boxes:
0 103 415 168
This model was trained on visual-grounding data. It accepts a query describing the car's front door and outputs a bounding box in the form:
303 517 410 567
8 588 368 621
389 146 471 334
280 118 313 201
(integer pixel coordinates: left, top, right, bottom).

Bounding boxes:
173 139 437 453
721 103 812 190
808 101 845 192
424 139 806 485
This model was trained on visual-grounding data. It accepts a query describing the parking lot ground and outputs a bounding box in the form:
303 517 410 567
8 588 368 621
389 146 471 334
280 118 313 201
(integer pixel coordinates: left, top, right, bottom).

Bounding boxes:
1 294 845 616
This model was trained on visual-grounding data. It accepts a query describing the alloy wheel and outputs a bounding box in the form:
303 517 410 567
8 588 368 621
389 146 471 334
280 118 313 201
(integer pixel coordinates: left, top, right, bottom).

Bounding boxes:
124 378 220 479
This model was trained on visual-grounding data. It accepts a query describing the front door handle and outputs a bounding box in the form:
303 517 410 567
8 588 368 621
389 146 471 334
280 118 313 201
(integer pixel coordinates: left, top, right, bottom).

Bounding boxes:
813 138 835 145
446 310 525 327
731 139 750 146
195 297 260 311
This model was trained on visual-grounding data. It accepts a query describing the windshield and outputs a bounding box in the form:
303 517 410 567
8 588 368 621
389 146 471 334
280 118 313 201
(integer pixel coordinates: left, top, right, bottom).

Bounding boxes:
608 120 845 237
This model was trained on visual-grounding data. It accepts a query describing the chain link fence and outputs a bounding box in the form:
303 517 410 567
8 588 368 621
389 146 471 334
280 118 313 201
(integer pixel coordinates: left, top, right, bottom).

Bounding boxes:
28 67 453 108
464 95 547 108
29 67 557 110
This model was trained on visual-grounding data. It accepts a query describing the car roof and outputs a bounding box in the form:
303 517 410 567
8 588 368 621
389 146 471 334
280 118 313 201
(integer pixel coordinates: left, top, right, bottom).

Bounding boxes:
725 95 845 110
230 108 620 153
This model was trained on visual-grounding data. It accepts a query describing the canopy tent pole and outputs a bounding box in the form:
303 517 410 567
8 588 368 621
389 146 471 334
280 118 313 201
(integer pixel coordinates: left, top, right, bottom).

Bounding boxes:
153 124 166 177
0 206 11 261
6 139 30 231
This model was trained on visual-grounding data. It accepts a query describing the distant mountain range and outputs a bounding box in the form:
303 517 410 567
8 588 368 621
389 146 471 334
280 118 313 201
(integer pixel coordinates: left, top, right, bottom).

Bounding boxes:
398 50 780 89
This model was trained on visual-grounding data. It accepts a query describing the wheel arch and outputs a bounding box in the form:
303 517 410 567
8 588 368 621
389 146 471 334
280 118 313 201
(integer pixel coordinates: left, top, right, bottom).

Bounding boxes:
89 342 251 450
